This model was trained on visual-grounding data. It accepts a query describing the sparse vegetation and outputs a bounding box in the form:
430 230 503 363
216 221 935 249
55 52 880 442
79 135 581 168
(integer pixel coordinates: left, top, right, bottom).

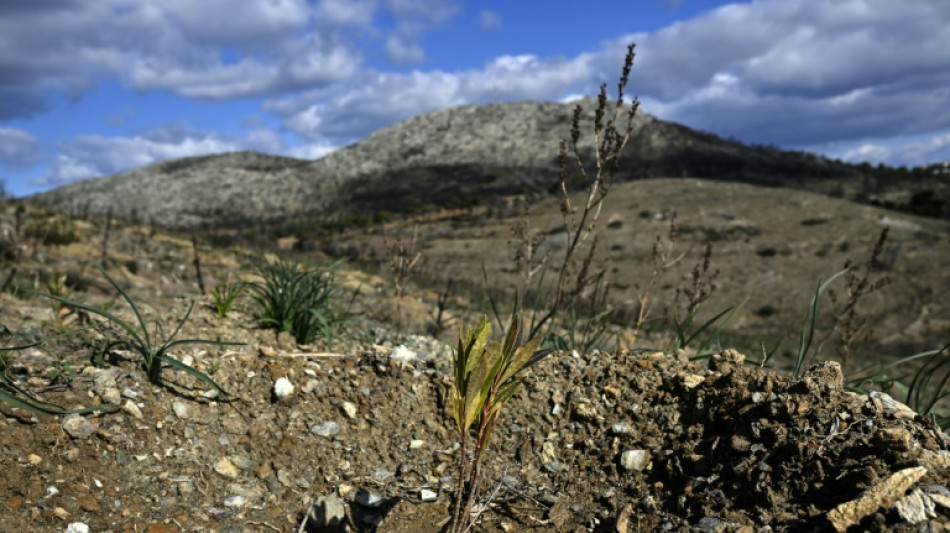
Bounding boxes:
42 267 235 394
22 213 78 246
0 41 948 533
0 340 113 416
247 256 348 346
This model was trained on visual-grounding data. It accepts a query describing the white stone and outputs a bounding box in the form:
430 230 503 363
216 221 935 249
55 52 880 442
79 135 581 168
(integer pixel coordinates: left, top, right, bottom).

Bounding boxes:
122 400 143 419
420 489 438 502
273 377 295 400
389 345 418 365
61 415 95 440
311 421 341 437
356 490 385 507
309 495 347 529
223 495 247 508
64 524 90 533
171 400 193 419
620 449 650 472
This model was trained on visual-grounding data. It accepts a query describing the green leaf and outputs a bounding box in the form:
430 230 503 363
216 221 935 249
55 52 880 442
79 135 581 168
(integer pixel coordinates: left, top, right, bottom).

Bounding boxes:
158 355 229 397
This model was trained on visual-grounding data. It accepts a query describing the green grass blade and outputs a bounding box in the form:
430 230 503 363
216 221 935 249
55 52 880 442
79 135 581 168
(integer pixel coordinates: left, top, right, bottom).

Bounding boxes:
793 269 848 377
98 267 152 349
158 354 229 397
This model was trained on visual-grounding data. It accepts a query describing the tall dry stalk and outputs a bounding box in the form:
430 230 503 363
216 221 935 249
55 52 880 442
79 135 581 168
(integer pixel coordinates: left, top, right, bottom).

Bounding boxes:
526 43 640 340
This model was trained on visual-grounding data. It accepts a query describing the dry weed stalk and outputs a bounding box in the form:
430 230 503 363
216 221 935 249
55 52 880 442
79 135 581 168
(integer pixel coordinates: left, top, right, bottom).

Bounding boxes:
626 214 684 347
675 241 720 318
526 43 639 340
384 225 424 302
826 227 892 371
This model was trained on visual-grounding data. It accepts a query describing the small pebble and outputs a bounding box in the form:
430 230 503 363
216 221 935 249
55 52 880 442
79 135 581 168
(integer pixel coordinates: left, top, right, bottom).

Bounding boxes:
223 495 247 508
273 377 294 401
311 421 341 438
64 524 90 533
122 400 143 419
27 454 42 466
420 489 438 502
341 401 357 419
172 400 193 419
214 458 240 479
62 415 95 440
619 449 650 472
356 490 385 507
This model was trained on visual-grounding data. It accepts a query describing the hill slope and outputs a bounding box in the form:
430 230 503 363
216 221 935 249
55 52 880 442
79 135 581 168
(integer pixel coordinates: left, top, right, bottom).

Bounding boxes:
29 100 859 230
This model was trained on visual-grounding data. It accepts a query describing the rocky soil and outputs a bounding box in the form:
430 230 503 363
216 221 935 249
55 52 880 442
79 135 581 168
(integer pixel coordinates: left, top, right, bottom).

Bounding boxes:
3 305 950 532
2 205 950 533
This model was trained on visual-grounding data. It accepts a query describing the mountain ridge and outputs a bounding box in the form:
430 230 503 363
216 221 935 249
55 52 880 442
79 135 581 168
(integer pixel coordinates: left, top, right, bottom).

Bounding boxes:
29 99 861 230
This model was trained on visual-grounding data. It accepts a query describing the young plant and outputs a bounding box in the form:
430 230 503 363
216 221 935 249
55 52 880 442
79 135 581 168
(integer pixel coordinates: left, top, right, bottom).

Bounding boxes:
449 313 550 533
42 267 235 395
247 256 347 345
210 281 245 318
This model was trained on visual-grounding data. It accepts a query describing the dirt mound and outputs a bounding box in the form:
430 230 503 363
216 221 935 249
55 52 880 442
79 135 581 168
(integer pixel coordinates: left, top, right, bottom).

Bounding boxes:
2 316 949 532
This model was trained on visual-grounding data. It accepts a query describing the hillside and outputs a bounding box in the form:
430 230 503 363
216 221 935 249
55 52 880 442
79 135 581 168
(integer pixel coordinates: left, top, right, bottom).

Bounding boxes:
28 100 861 230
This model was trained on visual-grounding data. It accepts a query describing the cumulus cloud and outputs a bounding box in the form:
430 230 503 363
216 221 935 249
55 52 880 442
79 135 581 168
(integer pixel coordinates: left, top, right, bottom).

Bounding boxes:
0 128 40 169
36 125 288 187
266 52 599 145
832 130 950 166
0 0 459 117
626 0 950 148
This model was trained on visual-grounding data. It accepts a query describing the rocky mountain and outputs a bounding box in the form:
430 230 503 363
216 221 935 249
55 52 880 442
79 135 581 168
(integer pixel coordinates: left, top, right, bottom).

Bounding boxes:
29 100 860 230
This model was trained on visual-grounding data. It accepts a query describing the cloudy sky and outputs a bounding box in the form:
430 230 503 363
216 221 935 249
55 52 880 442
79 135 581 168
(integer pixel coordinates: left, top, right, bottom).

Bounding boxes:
1 0 948 196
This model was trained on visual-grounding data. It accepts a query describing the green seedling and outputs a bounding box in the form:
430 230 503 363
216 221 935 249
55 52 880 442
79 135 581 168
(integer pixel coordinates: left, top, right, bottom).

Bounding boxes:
210 281 245 318
449 313 550 533
42 267 237 395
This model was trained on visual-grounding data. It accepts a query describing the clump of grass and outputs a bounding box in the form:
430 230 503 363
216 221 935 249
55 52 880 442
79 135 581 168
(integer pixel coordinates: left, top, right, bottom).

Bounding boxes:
22 214 78 246
247 256 348 346
449 312 549 533
42 267 235 395
210 281 245 318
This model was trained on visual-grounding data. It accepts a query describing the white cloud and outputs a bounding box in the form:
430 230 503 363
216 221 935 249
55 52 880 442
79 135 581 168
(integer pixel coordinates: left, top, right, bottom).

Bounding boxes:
624 0 950 148
831 130 950 166
36 125 288 187
266 51 598 145
0 0 457 115
0 128 40 169
314 0 376 28
479 10 502 31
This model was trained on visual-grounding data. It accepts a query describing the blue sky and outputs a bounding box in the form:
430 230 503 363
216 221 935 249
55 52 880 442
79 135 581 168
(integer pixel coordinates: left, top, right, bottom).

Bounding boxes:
1 0 949 197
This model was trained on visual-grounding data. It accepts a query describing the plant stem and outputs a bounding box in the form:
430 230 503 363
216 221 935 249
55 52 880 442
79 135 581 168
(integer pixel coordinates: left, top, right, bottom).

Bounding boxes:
450 431 468 533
